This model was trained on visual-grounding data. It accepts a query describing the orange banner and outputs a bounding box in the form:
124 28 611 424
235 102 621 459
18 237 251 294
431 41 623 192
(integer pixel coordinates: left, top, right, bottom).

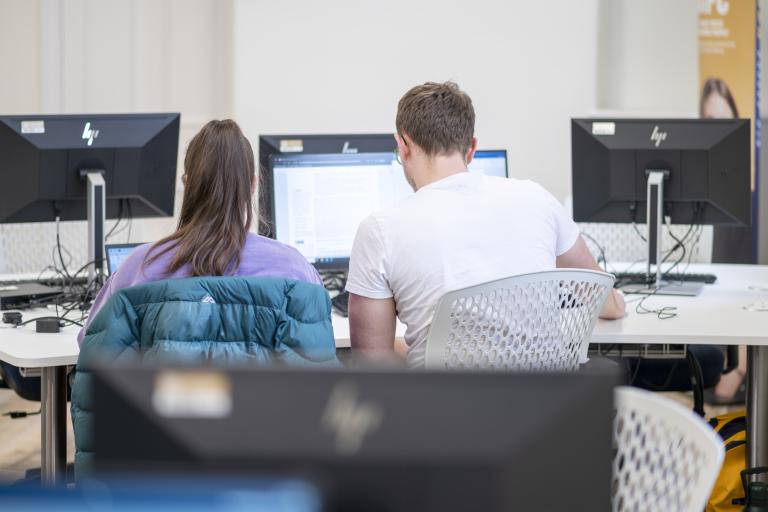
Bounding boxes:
698 0 758 188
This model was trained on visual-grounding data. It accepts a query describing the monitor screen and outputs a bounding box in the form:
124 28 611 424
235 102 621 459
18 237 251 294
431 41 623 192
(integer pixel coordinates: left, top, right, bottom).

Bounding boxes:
469 150 508 178
271 149 508 269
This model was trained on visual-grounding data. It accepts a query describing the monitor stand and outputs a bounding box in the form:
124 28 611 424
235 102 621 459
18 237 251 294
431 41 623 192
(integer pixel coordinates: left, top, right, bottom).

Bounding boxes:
81 169 106 286
629 170 703 297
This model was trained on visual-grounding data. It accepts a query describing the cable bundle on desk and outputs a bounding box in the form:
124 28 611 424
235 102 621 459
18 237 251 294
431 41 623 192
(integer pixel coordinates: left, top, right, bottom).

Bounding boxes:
583 221 707 320
10 220 102 325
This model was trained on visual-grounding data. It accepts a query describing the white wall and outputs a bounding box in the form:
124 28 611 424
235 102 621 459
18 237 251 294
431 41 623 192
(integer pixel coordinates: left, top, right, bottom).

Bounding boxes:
0 0 233 273
596 0 699 115
233 0 599 202
1 0 765 270
0 0 42 115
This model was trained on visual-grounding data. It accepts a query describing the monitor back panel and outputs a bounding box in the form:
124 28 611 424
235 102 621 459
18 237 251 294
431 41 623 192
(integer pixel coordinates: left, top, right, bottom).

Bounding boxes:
571 118 751 226
93 366 615 511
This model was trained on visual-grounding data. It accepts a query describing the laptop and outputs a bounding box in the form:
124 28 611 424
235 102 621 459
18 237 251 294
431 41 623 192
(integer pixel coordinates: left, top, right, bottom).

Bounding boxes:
92 366 617 511
105 243 143 275
0 282 62 310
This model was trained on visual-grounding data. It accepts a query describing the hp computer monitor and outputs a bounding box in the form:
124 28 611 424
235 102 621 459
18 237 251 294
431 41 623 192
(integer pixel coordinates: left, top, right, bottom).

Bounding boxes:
92 365 616 511
260 134 508 270
0 113 180 223
571 118 750 293
571 118 750 226
0 113 179 278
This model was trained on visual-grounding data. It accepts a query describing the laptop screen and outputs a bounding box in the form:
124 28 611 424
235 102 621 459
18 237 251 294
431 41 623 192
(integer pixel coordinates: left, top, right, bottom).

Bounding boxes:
105 243 142 275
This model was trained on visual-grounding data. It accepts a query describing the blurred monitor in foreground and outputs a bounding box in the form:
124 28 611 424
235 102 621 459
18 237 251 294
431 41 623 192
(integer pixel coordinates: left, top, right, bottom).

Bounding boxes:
92 365 616 512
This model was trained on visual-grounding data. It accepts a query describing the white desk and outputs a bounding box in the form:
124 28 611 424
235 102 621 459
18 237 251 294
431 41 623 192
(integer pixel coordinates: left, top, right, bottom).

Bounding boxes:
594 263 768 346
592 263 768 471
0 311 79 486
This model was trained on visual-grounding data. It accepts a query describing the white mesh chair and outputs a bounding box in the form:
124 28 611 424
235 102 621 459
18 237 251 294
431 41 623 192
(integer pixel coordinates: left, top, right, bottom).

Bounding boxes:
613 386 724 512
424 269 615 371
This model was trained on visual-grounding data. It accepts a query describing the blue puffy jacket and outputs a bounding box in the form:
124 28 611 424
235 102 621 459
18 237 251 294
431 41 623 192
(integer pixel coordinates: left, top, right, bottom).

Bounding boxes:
70 276 338 476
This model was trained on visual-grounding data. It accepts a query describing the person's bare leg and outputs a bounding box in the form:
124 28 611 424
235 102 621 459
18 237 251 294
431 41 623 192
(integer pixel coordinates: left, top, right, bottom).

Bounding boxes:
714 344 747 399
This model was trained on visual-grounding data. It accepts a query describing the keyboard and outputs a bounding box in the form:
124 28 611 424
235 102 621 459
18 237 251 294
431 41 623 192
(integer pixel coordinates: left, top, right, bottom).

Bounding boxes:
614 271 717 285
332 291 349 317
0 276 90 288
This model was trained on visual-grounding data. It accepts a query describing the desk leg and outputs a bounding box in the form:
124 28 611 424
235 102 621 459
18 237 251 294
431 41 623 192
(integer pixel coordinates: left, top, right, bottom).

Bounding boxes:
748 346 768 479
41 366 67 486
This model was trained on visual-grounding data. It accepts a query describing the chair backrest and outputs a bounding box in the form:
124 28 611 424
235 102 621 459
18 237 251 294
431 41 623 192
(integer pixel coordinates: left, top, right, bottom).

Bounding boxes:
72 276 339 478
424 269 615 371
612 386 724 512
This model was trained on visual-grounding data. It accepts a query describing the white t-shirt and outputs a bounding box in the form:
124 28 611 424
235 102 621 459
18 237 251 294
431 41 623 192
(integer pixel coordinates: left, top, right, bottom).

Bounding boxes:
346 172 581 367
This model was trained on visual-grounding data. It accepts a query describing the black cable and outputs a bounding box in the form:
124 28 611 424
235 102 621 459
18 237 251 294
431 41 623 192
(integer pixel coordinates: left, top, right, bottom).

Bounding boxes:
679 207 705 277
54 217 73 280
3 408 41 419
661 223 689 264
666 205 704 280
629 202 647 242
681 225 704 275
126 200 133 242
105 199 125 241
632 223 647 243
660 223 690 280
581 232 608 271
686 350 706 417
109 199 133 241
13 316 83 328
635 285 677 320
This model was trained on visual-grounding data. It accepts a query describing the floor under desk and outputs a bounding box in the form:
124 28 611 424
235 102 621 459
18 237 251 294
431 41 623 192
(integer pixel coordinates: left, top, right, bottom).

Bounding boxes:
0 388 75 484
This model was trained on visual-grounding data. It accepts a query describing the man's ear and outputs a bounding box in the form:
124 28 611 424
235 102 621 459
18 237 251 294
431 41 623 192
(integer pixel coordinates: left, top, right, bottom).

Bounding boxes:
395 132 411 162
465 137 478 165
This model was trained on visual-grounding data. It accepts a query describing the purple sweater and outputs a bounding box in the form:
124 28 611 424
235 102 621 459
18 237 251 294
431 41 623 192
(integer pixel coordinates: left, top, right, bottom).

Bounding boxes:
78 233 322 344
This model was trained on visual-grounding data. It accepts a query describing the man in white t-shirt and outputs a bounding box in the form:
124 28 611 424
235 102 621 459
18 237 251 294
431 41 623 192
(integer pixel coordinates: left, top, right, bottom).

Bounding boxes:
346 81 625 367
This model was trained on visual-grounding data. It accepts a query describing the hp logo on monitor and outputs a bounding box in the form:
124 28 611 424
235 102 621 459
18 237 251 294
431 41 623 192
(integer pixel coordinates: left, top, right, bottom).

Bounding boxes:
650 126 667 147
321 381 383 455
82 122 100 146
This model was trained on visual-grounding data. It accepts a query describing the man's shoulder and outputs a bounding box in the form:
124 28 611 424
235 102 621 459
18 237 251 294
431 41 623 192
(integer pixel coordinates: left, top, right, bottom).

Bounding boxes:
486 176 544 193
494 178 559 204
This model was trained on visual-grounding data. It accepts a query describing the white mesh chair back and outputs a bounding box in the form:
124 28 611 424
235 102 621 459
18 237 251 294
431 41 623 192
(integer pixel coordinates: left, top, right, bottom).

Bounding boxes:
613 387 724 512
424 269 614 371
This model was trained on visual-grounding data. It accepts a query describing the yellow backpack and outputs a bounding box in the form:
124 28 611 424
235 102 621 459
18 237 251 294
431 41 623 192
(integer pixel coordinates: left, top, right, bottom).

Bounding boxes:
707 410 747 511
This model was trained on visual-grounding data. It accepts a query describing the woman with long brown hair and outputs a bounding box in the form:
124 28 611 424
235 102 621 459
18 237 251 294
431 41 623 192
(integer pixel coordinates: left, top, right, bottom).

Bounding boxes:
78 119 321 342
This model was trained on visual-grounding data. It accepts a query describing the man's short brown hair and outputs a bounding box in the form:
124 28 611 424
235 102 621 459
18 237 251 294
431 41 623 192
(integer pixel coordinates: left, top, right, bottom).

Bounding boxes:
396 81 475 157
